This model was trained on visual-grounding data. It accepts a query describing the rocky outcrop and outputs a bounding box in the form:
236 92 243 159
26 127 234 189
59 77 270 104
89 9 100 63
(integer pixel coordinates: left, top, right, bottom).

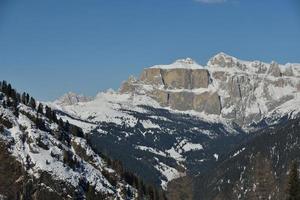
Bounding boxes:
121 64 220 115
146 89 221 115
268 61 282 77
120 58 219 115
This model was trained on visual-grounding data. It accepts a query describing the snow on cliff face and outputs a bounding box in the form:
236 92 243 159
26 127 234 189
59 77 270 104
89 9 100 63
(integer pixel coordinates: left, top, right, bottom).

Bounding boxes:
52 53 300 129
119 52 300 127
208 53 300 125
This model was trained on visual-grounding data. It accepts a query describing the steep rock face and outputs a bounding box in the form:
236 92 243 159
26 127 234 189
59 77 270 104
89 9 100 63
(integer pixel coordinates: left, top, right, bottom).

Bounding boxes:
162 69 193 89
140 68 210 89
169 92 194 111
209 53 300 126
193 92 221 115
191 69 210 89
120 53 300 127
121 58 219 115
140 68 164 85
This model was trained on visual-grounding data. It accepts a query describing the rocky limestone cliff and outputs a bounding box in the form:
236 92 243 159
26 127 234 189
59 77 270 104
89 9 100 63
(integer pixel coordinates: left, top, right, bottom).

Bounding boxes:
120 58 220 115
120 53 300 127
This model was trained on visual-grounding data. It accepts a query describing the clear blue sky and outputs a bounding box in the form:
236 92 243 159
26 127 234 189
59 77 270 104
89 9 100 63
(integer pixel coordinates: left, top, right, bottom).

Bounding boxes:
0 0 300 100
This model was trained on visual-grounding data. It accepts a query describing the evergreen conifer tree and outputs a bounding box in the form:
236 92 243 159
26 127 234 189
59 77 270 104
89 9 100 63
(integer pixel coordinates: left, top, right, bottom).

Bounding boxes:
1 81 7 94
29 97 36 109
37 103 43 114
26 94 30 105
45 106 52 120
86 184 96 200
21 92 26 104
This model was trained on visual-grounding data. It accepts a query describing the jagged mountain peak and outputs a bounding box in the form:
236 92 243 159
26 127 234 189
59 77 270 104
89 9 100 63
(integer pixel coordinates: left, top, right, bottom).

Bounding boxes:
55 92 93 106
210 52 237 60
208 52 255 69
208 53 300 75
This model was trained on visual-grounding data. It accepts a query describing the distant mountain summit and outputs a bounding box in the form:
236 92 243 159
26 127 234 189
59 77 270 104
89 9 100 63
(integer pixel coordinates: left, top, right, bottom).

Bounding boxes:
55 92 93 105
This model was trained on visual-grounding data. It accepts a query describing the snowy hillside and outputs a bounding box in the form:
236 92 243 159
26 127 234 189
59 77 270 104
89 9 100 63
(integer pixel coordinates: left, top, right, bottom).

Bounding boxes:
0 81 166 200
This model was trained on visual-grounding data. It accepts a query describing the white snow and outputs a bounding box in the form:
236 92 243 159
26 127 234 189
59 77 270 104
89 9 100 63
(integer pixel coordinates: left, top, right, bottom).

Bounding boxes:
50 91 161 128
150 58 204 69
214 153 219 161
135 145 166 157
166 147 185 162
232 147 246 157
154 162 184 189
11 113 113 193
140 120 160 129
178 139 203 152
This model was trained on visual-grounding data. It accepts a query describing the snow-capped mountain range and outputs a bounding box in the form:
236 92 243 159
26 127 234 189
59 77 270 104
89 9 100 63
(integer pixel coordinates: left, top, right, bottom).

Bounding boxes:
50 53 300 192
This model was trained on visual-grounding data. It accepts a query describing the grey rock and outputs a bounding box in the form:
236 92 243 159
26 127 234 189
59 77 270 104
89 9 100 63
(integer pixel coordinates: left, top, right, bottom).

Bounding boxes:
169 92 194 111
268 61 282 77
193 92 221 115
140 68 163 85
161 69 191 89
191 69 210 89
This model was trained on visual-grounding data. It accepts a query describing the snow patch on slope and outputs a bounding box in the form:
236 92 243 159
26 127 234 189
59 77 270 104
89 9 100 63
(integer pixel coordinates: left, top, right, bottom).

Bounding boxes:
154 161 184 189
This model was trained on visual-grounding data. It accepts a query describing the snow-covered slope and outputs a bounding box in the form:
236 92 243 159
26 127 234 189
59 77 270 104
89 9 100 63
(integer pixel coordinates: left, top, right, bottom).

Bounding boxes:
0 89 140 199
